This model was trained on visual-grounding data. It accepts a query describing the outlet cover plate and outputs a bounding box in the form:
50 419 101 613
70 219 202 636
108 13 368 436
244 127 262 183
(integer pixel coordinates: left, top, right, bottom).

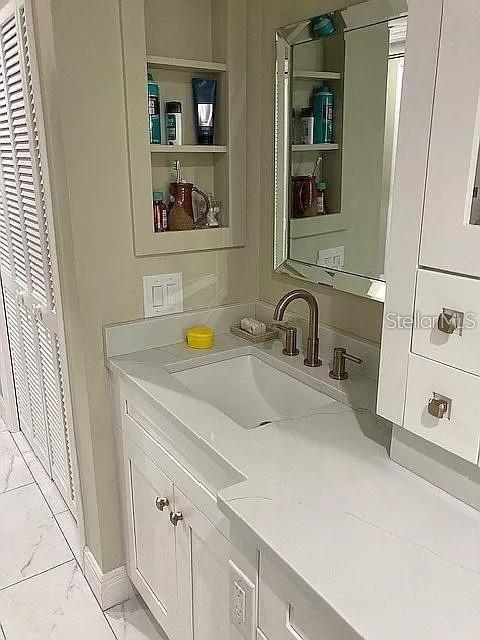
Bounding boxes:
229 560 255 639
143 273 183 318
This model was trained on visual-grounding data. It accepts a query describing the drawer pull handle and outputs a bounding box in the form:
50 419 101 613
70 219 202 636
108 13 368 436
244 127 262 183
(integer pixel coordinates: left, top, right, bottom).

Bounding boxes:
437 310 459 335
155 497 169 511
428 397 449 419
170 511 183 526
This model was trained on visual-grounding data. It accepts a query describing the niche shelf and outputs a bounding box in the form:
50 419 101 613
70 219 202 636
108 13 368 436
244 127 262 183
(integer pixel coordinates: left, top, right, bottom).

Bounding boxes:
146 55 227 74
293 71 341 81
120 0 247 256
290 213 346 239
150 144 227 154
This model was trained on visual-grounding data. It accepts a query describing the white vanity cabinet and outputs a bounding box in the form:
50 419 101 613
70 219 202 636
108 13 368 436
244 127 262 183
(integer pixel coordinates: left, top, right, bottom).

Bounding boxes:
378 0 480 468
257 552 360 640
116 386 231 640
419 0 480 277
123 437 177 634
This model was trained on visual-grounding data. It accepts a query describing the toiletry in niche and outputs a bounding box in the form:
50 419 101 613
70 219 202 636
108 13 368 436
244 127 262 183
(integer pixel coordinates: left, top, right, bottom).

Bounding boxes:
311 14 335 38
314 85 334 143
192 78 217 145
316 181 327 215
168 162 210 230
147 73 161 144
291 175 319 217
166 101 183 145
291 109 298 144
301 107 314 145
205 193 221 228
153 191 168 232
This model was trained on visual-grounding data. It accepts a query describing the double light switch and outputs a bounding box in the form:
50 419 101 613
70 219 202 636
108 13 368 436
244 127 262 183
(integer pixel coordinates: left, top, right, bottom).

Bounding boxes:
143 273 183 318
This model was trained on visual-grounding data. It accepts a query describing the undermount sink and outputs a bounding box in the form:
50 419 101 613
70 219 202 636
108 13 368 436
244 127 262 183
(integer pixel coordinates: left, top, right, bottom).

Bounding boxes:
172 355 335 429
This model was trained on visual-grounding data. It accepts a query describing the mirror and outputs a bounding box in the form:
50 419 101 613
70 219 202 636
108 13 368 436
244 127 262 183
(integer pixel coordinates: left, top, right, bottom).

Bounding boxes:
274 0 408 302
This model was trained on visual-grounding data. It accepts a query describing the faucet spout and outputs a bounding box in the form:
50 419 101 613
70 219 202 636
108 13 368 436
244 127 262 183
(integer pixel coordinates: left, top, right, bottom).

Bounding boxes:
273 289 321 367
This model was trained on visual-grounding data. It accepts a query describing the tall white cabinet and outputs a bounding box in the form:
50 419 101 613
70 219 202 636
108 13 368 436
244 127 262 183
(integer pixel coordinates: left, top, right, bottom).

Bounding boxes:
0 0 77 513
378 0 480 469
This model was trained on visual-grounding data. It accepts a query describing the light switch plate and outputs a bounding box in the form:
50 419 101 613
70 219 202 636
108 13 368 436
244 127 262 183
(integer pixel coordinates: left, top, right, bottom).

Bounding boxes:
143 273 183 318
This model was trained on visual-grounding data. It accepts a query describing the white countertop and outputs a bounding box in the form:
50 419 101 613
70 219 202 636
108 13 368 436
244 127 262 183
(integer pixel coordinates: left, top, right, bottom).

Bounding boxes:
108 335 480 640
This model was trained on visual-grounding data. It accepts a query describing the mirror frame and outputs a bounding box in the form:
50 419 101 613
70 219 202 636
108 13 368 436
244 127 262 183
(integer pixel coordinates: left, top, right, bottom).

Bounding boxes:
274 1 408 304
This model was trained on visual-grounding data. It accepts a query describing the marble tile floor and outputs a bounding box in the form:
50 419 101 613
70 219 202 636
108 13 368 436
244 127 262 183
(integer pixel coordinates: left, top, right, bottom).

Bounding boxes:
0 425 166 640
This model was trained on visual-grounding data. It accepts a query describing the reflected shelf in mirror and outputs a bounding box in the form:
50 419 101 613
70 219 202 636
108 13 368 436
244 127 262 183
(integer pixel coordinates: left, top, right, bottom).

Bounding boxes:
292 143 339 152
293 71 341 80
274 0 408 302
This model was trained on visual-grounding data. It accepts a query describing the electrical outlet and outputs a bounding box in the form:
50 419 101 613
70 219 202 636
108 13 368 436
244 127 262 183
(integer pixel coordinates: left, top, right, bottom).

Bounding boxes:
229 560 255 639
317 246 344 269
143 273 183 318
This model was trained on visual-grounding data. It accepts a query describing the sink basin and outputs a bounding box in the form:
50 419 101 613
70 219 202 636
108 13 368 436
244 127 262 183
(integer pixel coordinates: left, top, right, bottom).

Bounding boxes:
172 355 335 429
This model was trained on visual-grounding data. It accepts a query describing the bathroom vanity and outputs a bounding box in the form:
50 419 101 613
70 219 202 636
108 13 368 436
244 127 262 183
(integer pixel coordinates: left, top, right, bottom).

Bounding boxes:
106 318 480 640
104 0 480 638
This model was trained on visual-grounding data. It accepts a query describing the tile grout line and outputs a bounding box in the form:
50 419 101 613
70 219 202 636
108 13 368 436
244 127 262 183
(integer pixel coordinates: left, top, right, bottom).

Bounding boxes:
0 559 75 594
0 477 35 495
1 428 122 639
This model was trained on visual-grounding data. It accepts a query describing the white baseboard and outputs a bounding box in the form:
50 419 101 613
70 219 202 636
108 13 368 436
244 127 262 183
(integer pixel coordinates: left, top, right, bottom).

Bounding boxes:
83 546 135 611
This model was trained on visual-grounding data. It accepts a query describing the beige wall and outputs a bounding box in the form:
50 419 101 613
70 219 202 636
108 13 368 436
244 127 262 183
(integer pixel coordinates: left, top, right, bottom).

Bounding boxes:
36 0 382 574
255 0 384 343
39 0 258 572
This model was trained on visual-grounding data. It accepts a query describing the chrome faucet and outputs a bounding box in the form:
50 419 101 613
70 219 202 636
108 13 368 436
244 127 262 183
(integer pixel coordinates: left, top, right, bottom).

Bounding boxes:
273 289 321 367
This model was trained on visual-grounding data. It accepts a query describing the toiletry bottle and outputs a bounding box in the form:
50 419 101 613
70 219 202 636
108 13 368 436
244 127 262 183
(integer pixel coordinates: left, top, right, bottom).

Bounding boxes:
311 14 335 38
291 108 298 145
192 78 217 145
314 85 334 144
166 101 182 145
301 107 314 145
316 181 328 215
153 192 168 232
206 193 221 227
147 73 161 144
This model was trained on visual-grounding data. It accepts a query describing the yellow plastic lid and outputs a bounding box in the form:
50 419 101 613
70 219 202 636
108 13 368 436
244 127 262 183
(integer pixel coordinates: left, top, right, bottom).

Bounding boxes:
185 325 215 349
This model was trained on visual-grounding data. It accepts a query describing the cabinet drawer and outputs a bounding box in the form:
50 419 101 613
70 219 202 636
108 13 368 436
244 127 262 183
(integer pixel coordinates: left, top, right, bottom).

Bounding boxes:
404 354 480 463
258 552 360 640
412 269 480 376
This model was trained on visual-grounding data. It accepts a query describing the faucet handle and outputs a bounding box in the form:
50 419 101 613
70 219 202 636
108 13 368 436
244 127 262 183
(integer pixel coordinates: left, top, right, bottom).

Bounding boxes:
276 323 299 357
329 347 363 380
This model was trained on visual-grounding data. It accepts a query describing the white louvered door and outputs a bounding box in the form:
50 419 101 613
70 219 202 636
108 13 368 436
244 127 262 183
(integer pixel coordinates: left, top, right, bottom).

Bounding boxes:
0 0 76 513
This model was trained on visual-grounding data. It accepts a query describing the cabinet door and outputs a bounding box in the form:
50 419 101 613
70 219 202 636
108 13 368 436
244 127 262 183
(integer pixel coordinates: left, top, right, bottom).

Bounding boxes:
420 0 480 277
123 437 177 637
174 485 230 640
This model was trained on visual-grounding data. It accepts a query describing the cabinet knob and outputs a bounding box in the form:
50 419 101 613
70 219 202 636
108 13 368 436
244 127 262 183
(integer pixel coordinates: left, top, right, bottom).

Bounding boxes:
170 511 183 526
437 310 459 334
428 397 448 419
155 497 169 511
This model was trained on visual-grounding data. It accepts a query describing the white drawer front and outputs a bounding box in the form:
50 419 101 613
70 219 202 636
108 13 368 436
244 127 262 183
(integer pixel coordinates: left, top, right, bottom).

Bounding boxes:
258 552 360 640
404 354 480 463
412 269 480 376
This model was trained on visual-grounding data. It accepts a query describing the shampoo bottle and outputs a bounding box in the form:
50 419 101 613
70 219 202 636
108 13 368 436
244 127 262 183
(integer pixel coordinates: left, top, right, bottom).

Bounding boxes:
313 85 334 144
192 78 217 145
147 73 161 144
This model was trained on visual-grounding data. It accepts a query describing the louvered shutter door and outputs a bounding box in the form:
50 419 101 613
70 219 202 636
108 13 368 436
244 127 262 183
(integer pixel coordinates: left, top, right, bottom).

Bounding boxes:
0 0 76 512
